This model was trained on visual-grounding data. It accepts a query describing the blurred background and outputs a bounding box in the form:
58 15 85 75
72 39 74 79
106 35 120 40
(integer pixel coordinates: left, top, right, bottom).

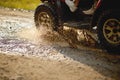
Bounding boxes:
0 0 40 10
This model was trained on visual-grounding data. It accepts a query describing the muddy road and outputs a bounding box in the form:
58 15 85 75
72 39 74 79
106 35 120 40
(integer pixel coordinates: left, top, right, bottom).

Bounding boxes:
0 7 120 80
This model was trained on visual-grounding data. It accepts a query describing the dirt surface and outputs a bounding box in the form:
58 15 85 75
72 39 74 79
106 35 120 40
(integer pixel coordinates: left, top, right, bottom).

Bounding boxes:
0 7 120 80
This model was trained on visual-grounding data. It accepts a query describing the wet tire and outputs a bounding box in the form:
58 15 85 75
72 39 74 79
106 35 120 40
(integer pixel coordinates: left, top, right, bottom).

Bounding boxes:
97 10 120 54
34 3 58 31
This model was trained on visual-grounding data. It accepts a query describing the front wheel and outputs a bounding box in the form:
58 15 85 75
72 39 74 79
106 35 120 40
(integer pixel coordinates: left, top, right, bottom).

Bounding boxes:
34 3 58 32
97 10 120 54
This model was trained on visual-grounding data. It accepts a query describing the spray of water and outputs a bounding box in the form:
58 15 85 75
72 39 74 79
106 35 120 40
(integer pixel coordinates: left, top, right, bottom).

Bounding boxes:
17 24 96 48
17 25 66 46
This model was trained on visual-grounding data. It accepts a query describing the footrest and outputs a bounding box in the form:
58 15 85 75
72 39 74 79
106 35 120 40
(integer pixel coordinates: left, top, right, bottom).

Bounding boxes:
63 21 90 29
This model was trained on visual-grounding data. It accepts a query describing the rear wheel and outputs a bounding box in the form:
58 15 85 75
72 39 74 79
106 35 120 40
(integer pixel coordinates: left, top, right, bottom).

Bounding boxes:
97 10 120 53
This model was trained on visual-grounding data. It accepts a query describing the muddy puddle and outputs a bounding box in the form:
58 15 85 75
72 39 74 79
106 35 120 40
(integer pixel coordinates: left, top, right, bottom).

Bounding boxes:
0 8 120 80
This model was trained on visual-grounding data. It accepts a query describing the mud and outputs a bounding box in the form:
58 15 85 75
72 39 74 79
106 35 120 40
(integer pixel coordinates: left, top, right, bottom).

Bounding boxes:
0 7 120 80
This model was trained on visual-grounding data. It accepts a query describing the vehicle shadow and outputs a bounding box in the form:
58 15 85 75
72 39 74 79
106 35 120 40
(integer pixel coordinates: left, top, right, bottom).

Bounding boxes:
52 44 120 80
38 29 120 80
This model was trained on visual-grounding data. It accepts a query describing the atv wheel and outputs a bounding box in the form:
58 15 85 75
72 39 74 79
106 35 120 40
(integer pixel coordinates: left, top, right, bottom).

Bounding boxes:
97 10 120 53
34 3 58 32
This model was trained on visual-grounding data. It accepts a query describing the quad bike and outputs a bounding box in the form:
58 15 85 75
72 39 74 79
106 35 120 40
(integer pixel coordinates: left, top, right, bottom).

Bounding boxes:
34 0 120 54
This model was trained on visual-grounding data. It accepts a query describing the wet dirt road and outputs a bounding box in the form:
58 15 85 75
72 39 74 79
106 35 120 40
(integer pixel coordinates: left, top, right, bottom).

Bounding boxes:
0 7 120 80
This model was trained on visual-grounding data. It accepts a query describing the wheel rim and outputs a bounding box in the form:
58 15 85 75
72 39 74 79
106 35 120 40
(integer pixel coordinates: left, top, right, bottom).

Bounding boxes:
38 12 53 30
103 19 120 44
